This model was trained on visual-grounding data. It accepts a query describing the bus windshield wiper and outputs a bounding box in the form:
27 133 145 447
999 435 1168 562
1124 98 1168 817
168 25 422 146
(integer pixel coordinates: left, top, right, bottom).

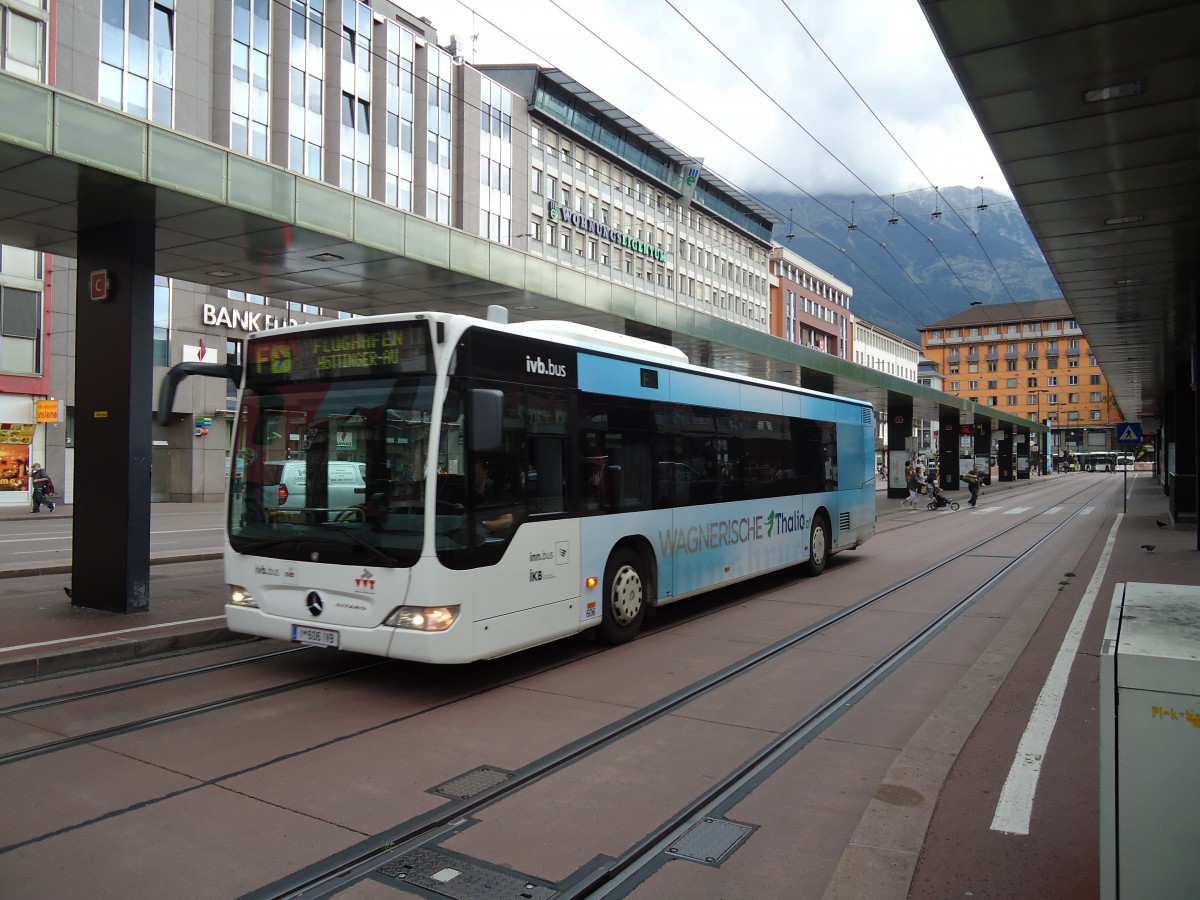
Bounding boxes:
311 522 399 567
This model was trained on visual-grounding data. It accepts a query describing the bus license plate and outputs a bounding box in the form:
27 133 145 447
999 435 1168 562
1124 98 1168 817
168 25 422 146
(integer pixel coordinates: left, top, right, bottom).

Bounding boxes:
292 624 339 648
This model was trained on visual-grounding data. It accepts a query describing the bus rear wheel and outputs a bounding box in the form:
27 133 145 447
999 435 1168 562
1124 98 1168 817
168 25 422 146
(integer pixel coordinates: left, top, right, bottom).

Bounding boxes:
803 515 830 577
599 548 647 644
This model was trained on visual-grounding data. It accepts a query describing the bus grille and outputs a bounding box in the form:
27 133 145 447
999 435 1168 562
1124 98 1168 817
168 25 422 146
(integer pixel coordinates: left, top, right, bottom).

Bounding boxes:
862 407 874 426
840 511 851 531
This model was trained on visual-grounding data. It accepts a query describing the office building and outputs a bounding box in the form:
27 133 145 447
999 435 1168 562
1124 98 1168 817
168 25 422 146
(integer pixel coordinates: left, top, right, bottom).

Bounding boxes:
0 0 778 506
919 299 1121 455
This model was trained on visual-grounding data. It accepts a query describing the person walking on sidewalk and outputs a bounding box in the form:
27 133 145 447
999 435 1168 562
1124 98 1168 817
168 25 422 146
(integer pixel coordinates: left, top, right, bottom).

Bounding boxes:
30 462 56 513
962 464 981 508
905 465 923 509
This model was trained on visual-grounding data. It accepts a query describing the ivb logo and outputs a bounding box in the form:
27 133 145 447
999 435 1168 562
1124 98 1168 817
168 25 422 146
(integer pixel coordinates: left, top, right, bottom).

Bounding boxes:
526 355 567 378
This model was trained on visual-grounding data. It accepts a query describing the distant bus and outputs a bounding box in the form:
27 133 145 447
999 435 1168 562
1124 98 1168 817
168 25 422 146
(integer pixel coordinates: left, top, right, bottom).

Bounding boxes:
160 310 877 664
1073 451 1133 472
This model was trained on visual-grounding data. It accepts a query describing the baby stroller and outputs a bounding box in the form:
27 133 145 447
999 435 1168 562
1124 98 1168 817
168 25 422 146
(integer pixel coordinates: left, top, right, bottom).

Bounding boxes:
927 483 960 511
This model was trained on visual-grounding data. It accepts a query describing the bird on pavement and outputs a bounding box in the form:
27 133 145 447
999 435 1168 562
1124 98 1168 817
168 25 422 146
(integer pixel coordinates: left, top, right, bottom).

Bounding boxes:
1155 520 1167 527
63 587 71 598
1141 544 1156 553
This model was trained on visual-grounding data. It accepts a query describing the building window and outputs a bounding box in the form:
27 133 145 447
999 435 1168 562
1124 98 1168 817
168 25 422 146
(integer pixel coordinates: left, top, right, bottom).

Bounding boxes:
480 78 512 244
100 0 175 124
231 0 269 158
152 276 171 366
0 284 41 375
425 45 453 223
2 5 46 80
288 0 324 179
336 1 372 195
384 20 415 209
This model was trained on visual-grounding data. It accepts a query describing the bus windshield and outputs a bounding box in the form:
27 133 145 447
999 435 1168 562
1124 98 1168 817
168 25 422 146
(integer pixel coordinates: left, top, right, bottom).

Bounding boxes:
229 376 436 567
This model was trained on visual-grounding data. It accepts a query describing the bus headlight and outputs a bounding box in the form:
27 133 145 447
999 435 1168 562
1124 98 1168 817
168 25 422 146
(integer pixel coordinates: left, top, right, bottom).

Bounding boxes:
384 605 459 632
229 585 258 608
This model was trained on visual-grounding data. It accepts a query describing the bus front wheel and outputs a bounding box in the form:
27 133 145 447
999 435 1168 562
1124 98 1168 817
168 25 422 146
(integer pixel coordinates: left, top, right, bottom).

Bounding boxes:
599 548 647 644
803 515 830 577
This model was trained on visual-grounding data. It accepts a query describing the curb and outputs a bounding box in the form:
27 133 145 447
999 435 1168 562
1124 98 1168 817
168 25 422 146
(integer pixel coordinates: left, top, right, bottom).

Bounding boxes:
0 626 255 686
0 550 222 579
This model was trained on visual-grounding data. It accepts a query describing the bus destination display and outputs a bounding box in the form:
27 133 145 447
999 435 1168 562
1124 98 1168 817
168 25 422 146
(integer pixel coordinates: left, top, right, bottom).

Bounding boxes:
247 323 431 384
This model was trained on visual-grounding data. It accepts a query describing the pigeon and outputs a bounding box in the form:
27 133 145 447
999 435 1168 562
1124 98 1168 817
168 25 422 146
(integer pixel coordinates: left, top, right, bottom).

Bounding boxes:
1141 545 1156 553
1156 520 1168 527
63 586 72 598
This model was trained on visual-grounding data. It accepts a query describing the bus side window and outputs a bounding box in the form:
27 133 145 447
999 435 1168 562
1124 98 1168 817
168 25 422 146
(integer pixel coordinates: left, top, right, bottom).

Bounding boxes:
527 436 564 513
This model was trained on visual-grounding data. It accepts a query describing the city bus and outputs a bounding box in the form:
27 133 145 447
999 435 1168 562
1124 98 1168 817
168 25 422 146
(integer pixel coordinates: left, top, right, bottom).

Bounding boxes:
160 309 877 664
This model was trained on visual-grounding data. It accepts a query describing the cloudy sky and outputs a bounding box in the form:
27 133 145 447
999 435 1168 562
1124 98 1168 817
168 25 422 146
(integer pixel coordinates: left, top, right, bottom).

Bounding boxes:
418 0 1009 200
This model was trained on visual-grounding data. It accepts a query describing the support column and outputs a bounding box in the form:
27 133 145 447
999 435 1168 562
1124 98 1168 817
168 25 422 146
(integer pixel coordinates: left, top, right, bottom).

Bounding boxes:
1169 361 1196 525
1016 431 1031 479
997 429 1014 482
938 406 960 491
974 416 992 485
886 392 914 500
71 175 156 613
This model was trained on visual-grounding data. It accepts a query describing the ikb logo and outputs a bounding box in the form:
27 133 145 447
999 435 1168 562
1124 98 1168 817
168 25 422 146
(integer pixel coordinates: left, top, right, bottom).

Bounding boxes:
526 355 567 377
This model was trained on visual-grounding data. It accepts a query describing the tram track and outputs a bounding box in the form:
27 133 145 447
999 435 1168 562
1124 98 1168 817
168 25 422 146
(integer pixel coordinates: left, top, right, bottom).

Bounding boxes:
246 476 1118 899
0 646 310 719
0 658 392 767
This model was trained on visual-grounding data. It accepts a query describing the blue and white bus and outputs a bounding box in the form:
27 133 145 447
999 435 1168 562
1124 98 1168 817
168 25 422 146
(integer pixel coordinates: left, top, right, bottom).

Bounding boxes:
162 309 876 663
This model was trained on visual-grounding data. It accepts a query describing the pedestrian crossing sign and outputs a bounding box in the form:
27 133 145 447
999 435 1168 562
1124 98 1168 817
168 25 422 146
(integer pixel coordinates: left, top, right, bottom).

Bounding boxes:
1116 422 1142 444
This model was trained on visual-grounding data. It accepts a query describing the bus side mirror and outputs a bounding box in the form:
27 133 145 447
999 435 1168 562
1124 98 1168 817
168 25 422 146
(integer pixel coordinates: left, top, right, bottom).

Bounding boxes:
469 389 504 453
157 361 243 426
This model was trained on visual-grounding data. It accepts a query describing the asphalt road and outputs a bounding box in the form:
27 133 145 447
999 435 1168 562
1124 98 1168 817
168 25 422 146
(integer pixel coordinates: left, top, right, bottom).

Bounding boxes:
0 503 225 570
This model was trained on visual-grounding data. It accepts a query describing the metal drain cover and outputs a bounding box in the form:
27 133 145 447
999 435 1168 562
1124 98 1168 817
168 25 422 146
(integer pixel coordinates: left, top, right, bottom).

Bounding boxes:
429 765 515 800
665 817 755 866
377 847 556 899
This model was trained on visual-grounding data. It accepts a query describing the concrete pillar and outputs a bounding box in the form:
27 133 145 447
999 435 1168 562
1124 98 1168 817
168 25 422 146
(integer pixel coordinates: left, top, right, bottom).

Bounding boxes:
1016 431 1031 479
1169 361 1196 524
938 406 960 491
974 416 992 485
70 175 155 613
997 430 1014 482
886 392 914 500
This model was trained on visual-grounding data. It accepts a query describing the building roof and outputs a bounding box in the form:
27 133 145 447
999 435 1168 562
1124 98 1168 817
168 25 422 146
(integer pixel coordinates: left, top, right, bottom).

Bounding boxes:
477 64 779 230
920 298 1072 331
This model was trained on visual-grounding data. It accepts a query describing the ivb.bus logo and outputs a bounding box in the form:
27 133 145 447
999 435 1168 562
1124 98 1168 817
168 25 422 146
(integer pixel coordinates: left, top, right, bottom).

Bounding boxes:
526 355 567 378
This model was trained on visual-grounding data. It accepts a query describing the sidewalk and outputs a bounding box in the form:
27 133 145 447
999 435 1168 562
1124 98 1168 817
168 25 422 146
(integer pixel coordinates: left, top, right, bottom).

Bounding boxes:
0 501 233 682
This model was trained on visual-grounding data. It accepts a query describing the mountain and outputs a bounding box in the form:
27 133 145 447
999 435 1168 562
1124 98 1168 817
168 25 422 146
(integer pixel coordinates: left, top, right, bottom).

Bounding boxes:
757 186 1061 342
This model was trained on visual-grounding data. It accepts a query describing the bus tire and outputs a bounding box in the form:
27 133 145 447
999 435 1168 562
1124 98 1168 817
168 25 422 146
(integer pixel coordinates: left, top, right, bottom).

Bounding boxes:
599 547 647 644
803 515 830 577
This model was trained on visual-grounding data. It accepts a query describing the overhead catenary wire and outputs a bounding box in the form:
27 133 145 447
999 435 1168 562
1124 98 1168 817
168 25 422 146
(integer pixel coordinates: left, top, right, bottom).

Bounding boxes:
527 0 938 320
656 0 985 314
776 0 1018 306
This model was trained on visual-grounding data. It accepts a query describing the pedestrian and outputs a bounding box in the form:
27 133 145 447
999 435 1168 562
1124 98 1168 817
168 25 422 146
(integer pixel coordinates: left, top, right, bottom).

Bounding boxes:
905 465 923 509
30 462 56 513
963 464 981 508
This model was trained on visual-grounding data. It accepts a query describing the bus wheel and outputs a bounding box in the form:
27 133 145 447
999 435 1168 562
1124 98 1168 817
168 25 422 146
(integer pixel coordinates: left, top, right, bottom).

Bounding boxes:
803 515 830 577
599 548 647 644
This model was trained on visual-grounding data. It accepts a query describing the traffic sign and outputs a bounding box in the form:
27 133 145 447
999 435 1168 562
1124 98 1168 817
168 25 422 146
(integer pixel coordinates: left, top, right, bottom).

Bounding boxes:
1116 422 1142 444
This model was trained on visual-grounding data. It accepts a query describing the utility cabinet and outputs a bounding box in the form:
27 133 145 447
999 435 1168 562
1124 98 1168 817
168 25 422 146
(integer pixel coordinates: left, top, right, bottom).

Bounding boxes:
1100 583 1200 899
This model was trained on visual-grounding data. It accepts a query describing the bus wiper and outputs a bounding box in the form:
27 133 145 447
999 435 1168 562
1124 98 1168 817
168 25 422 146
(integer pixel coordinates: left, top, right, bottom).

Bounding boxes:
235 537 305 554
312 522 399 567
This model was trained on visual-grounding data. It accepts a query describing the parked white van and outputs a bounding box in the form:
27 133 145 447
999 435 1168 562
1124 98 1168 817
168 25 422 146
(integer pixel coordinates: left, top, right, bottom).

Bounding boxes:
259 460 367 512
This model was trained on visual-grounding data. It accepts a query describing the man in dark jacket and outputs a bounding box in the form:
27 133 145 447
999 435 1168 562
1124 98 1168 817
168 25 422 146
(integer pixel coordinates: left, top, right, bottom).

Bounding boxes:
30 462 56 513
963 465 981 508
